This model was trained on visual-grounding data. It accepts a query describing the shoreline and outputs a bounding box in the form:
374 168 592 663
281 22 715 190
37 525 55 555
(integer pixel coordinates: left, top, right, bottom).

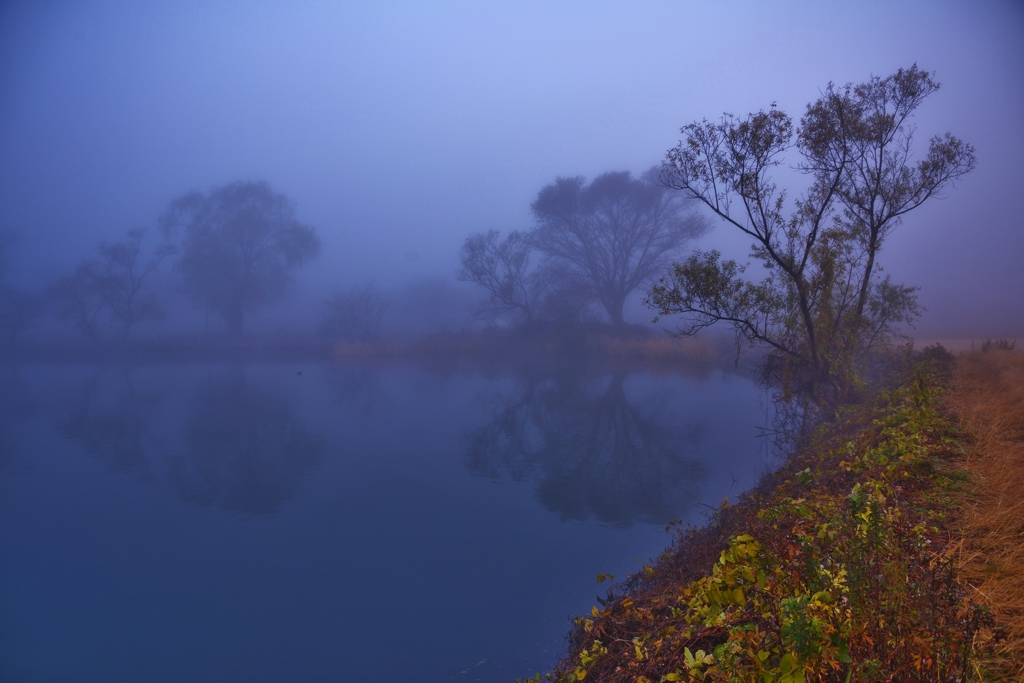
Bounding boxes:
532 346 1022 682
0 326 731 369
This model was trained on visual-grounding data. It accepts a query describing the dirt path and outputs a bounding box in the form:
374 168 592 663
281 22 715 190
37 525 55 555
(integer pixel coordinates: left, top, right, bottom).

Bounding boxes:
949 348 1024 680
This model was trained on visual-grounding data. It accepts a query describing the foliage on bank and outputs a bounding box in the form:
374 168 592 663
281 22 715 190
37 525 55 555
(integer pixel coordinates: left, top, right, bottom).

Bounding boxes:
529 355 991 682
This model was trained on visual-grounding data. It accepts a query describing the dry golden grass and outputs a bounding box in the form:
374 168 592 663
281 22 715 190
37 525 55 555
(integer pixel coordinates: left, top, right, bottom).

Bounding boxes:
948 346 1024 680
594 333 716 362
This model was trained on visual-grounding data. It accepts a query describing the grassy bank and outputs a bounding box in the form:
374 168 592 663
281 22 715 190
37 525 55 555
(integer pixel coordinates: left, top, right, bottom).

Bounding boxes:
527 347 1022 682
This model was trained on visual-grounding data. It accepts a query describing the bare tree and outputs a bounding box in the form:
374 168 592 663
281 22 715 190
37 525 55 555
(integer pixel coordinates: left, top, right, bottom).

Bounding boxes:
458 230 547 324
50 261 107 342
160 181 320 335
1 288 43 346
49 229 172 340
649 65 975 408
531 168 710 327
96 229 175 336
0 231 44 345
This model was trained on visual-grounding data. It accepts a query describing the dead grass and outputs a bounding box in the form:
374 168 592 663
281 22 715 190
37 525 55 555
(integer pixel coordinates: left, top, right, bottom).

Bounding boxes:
948 346 1024 680
593 334 716 362
333 329 723 365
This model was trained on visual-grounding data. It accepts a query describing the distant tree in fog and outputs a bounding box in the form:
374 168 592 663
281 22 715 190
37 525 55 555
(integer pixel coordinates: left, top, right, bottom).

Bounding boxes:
96 229 175 335
321 282 391 342
458 230 547 324
49 229 172 340
457 230 598 326
531 168 710 327
160 181 320 335
0 230 43 345
0 288 41 346
50 262 107 341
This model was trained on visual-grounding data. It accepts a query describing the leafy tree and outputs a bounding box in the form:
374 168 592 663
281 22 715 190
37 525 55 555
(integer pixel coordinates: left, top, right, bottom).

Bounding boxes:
160 181 320 335
531 168 710 327
321 282 391 342
648 65 975 408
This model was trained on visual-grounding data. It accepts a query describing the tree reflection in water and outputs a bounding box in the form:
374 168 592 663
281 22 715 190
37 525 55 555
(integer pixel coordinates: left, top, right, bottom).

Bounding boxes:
55 368 156 479
168 371 325 516
466 372 707 525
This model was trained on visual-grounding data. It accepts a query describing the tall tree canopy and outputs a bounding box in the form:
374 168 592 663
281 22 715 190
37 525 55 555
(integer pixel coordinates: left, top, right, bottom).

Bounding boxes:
531 168 709 326
648 65 975 408
160 181 320 334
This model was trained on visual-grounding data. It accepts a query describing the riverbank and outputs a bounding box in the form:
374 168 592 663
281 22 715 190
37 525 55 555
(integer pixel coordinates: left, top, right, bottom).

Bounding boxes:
1 324 732 368
531 346 1022 682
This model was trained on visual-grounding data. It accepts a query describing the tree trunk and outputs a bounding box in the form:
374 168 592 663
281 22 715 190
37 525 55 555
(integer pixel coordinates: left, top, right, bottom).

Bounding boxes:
606 294 627 327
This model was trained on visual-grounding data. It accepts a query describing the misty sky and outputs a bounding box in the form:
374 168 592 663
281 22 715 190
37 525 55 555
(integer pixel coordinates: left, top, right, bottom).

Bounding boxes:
1 0 1021 336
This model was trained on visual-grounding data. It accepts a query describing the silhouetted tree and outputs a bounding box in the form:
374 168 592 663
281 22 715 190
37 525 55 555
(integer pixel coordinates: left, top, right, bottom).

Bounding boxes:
457 230 599 326
0 288 41 347
50 261 107 341
96 229 175 336
0 231 44 346
458 230 546 324
531 168 710 327
321 282 391 342
649 65 975 409
160 181 320 335
49 229 172 340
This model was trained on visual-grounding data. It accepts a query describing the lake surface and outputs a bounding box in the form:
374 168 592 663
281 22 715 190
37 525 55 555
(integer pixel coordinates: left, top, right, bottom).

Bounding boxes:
0 360 771 682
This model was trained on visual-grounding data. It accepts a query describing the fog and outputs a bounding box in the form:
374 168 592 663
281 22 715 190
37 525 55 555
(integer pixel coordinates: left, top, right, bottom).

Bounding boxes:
2 0 1022 344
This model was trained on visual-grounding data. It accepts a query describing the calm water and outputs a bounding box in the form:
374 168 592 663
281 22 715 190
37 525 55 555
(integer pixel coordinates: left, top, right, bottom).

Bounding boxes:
0 360 770 682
